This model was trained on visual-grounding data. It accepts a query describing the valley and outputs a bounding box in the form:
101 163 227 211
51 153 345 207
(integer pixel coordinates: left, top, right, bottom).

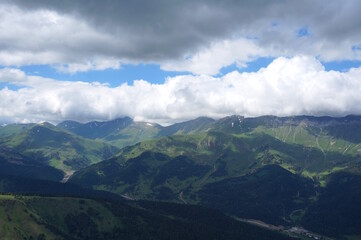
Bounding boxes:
1 115 361 239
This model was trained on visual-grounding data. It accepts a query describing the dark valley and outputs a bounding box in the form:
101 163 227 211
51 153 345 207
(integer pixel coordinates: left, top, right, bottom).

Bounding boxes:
1 115 361 239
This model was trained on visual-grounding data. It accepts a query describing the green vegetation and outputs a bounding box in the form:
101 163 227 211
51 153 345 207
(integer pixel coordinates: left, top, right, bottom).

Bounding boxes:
0 123 34 138
3 115 361 238
0 150 64 182
0 194 294 240
301 168 361 238
57 116 215 148
0 195 59 240
57 117 162 148
199 165 316 226
71 128 359 202
0 122 119 174
69 115 361 238
0 174 123 200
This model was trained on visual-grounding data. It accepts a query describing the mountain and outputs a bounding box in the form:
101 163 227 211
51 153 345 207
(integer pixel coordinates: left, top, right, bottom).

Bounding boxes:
0 122 119 175
157 117 215 136
58 114 361 152
199 165 316 226
0 123 35 138
70 150 213 201
0 194 294 240
71 124 360 197
3 114 361 238
102 121 162 148
58 117 134 139
0 165 295 240
0 173 124 200
301 167 361 238
0 149 64 182
57 116 215 148
70 115 361 238
58 117 162 148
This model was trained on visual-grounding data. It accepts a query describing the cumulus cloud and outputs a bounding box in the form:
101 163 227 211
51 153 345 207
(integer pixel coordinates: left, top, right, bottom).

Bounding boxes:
1 56 361 124
0 1 361 74
161 38 265 75
55 58 121 74
0 4 122 72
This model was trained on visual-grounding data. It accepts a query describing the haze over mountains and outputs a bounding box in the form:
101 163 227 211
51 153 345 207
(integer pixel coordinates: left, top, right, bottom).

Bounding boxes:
1 114 361 239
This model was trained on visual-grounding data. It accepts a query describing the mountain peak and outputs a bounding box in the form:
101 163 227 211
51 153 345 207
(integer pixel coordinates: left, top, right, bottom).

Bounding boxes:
57 116 133 139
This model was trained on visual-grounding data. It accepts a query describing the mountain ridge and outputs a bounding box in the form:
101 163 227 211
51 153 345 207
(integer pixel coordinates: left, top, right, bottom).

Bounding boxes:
2 114 361 238
0 122 119 176
68 114 361 238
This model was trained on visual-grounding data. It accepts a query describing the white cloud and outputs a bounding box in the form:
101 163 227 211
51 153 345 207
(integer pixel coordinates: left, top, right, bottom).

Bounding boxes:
0 4 122 72
0 68 27 83
161 30 361 75
1 56 361 124
161 38 265 75
55 58 121 74
1 2 361 75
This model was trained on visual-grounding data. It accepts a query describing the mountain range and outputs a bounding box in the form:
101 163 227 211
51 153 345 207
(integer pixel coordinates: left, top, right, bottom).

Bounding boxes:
1 115 361 239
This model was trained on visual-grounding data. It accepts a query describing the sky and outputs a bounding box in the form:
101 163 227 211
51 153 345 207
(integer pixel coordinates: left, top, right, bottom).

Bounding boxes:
0 0 361 125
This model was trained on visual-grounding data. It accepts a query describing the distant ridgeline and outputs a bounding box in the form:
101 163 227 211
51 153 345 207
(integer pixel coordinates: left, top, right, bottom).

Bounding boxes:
1 115 361 239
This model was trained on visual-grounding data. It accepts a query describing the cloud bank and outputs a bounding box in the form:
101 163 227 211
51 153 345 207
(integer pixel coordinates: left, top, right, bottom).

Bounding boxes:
0 1 360 74
1 56 361 124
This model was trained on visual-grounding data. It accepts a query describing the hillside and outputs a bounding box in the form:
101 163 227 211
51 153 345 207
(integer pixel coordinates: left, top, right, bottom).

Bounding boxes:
57 116 215 148
69 115 361 238
0 173 124 200
58 117 134 139
2 115 361 238
0 123 119 175
301 168 361 238
0 194 293 240
71 125 361 198
58 114 361 158
57 117 161 148
0 150 64 182
0 124 35 138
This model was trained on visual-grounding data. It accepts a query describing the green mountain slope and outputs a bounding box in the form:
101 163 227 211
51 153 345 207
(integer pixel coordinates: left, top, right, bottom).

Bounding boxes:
72 128 359 194
0 173 124 200
224 115 361 156
71 155 318 225
199 165 316 226
70 115 361 238
157 117 215 136
0 194 294 240
0 150 64 182
0 123 35 138
71 151 213 201
57 116 215 148
3 115 361 238
0 123 119 174
57 117 162 148
58 117 134 139
301 168 361 238
58 114 361 155
103 121 162 148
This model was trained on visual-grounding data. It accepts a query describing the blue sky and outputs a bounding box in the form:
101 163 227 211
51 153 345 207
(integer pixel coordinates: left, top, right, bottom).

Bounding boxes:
13 58 277 86
6 57 360 88
0 1 361 124
19 64 190 86
323 60 361 72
